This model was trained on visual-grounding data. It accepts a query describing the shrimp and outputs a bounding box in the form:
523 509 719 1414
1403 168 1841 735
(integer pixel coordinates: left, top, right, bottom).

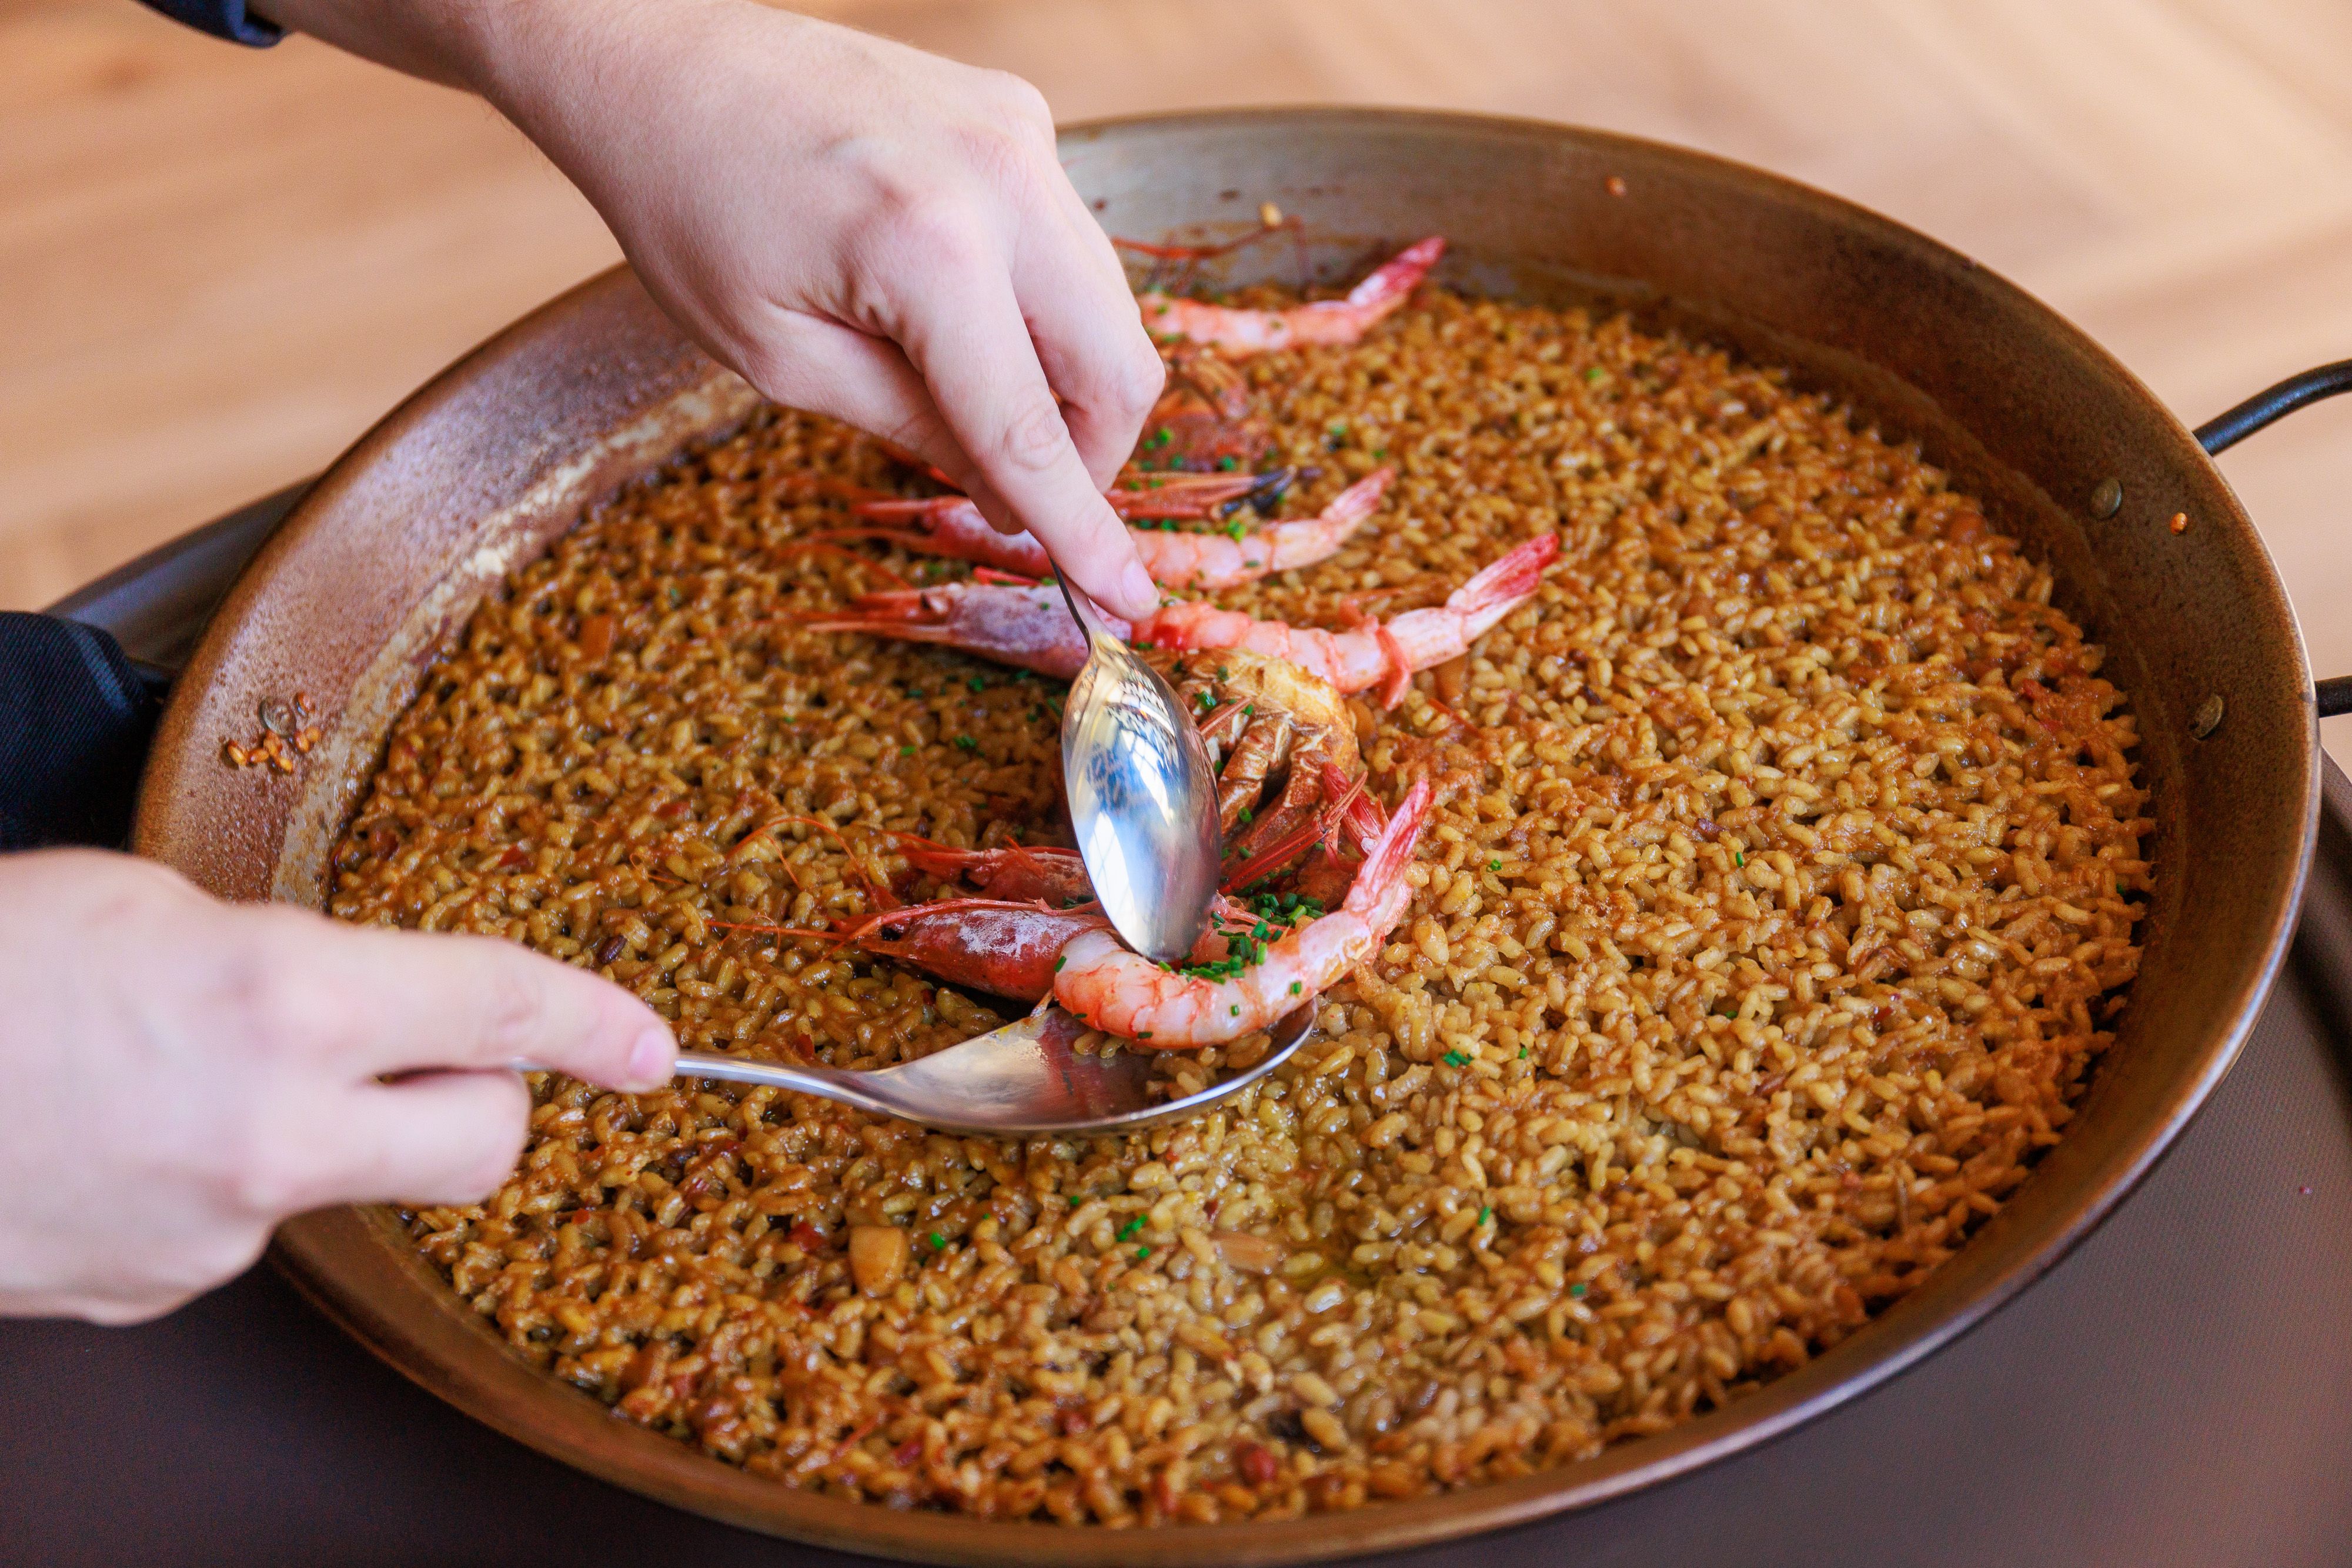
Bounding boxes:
1140 347 1269 472
828 471 1285 581
1138 533 1559 706
895 837 1092 906
1139 237 1445 357
799 531 1553 696
839 901 1107 1002
728 900 1108 1004
799 579 1106 680
1053 780 1432 1047
1128 468 1391 591
832 469 1391 593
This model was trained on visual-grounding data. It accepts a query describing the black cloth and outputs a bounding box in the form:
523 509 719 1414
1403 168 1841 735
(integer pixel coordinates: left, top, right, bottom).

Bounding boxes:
0 614 165 851
136 0 281 46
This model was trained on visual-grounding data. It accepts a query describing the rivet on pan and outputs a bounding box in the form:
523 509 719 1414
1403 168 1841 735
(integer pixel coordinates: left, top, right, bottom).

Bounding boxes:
2090 478 2123 519
258 697 296 737
2191 694 2224 740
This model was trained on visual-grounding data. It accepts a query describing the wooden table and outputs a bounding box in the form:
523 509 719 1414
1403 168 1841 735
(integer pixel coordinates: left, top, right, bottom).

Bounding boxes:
6 0 2348 763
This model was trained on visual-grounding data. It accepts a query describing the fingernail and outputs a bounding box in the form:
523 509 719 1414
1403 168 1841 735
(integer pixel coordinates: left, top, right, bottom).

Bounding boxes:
625 1027 674 1089
1118 560 1157 618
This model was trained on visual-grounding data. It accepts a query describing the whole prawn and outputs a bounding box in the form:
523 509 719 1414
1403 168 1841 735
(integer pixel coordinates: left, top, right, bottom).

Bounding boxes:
833 469 1391 592
1054 780 1432 1047
797 532 1555 690
1140 237 1446 357
1138 533 1560 706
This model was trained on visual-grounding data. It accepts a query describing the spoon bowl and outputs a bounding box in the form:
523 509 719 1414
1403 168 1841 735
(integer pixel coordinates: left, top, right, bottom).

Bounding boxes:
1055 581 1222 963
655 1004 1317 1136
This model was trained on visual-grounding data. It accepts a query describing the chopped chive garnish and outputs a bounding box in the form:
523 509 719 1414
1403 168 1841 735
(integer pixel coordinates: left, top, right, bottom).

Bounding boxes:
1231 1005 1241 1017
1569 1282 1588 1298
1734 852 1745 866
1489 858 1502 872
967 676 986 692
1217 454 1239 471
1289 981 1303 995
1585 367 1604 383
1519 1046 1529 1059
1442 1049 1470 1068
954 734 977 750
1135 1246 1151 1261
899 744 914 757
1054 955 1067 972
1117 1216 1144 1241
929 1232 947 1251
1476 1206 1491 1226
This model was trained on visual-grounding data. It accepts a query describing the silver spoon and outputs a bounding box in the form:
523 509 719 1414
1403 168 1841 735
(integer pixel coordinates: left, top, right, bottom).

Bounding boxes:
1053 577 1222 963
644 1003 1316 1136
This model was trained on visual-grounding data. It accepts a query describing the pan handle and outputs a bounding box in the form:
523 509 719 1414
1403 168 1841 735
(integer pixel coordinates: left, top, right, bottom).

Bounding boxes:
2194 358 2352 719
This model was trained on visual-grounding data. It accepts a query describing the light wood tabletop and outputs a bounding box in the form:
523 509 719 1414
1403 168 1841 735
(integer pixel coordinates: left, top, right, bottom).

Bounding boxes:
6 0 2348 760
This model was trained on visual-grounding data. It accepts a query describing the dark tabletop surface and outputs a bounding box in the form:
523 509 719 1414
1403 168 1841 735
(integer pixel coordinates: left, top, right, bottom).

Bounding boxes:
8 492 2352 1568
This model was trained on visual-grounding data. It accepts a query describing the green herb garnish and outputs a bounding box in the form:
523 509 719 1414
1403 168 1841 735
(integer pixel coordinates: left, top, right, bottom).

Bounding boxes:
1442 1049 1470 1068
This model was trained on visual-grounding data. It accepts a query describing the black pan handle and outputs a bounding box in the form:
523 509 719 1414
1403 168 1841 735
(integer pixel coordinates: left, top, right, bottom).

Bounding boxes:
2194 358 2352 720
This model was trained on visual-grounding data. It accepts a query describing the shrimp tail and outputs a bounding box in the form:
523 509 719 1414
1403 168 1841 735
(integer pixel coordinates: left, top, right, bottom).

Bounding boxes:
1347 235 1446 313
1446 532 1561 621
1344 779 1433 919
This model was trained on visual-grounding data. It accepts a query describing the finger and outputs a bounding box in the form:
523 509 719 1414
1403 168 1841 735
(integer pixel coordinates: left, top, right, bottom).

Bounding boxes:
1013 201 1164 490
888 258 1159 619
292 921 674 1089
326 1070 533 1208
702 302 1035 537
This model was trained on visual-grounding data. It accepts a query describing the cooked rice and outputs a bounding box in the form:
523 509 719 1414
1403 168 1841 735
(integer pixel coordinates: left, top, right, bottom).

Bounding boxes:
327 283 2149 1523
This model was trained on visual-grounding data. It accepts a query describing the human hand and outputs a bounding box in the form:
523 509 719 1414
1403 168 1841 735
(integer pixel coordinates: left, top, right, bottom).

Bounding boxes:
0 850 675 1323
263 0 1167 620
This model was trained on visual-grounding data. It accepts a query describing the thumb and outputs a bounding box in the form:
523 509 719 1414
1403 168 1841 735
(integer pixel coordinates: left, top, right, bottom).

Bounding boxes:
299 921 677 1090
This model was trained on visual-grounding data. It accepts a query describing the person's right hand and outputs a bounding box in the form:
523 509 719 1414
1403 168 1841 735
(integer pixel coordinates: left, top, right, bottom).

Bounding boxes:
262 0 1170 621
0 850 676 1323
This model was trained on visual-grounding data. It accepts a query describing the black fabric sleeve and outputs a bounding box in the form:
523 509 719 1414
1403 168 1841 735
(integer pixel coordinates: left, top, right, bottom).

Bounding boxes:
0 614 166 851
136 0 282 46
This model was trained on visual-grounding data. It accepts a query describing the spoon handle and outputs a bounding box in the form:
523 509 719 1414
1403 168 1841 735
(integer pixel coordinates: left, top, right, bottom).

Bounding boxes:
508 1051 907 1119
